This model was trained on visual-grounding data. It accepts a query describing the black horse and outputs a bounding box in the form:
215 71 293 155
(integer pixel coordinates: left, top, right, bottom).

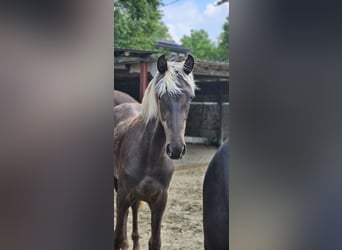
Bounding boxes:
203 140 229 250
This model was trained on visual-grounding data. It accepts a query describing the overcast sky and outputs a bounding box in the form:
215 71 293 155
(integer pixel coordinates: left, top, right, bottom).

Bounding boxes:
161 0 229 44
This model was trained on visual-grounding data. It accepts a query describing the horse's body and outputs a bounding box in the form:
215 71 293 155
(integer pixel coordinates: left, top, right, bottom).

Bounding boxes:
114 55 195 250
113 90 138 106
203 140 229 250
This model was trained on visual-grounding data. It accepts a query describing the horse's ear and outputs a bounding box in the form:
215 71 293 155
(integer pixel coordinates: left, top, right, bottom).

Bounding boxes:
183 54 194 74
157 55 168 74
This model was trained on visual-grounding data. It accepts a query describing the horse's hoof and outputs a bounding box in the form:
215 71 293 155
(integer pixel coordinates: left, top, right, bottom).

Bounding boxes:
121 239 129 250
133 244 141 250
148 239 161 250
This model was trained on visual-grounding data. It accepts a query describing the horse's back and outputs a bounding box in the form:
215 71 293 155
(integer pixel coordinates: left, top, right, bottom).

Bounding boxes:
113 102 142 148
114 102 141 127
113 90 138 106
203 140 229 250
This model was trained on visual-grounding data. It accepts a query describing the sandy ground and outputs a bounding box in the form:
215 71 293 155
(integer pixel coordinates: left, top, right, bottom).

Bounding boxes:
114 164 208 250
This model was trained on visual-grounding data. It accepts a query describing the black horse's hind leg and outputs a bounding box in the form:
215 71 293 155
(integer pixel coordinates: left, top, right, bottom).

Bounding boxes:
114 191 130 250
148 192 168 250
131 200 141 250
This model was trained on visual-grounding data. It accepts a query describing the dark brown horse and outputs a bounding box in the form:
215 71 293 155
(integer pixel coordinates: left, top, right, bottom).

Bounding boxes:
113 90 138 106
114 55 195 250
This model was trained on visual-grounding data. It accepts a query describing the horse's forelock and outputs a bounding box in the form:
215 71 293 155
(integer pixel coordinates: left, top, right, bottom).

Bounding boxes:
157 62 196 96
141 60 196 124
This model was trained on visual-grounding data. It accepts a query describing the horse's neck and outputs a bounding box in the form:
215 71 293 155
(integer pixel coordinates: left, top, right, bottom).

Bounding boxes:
145 118 166 158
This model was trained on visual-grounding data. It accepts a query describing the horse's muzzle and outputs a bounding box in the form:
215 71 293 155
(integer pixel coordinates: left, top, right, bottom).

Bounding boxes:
166 143 186 159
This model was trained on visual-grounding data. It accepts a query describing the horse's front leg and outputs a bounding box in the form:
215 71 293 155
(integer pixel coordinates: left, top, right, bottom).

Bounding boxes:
114 191 130 250
131 200 141 250
148 192 168 250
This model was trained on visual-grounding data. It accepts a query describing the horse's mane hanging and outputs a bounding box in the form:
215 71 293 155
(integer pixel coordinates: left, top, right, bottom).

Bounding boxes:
141 58 196 123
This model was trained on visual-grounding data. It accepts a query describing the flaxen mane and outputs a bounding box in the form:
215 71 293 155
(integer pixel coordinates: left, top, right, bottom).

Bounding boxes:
141 58 196 123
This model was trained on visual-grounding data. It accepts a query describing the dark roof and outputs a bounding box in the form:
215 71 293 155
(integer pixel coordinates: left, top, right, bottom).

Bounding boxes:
114 48 229 80
114 48 157 64
114 48 156 58
155 40 189 52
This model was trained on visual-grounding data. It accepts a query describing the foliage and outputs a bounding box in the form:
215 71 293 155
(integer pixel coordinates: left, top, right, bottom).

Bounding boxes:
114 0 171 50
216 16 229 61
181 29 218 60
114 0 229 61
180 20 229 62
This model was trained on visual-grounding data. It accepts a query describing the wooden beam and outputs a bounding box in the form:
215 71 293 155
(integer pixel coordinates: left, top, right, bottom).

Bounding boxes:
139 62 148 102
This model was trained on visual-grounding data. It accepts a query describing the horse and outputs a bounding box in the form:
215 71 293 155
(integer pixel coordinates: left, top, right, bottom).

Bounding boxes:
114 54 196 250
113 90 138 107
203 140 229 250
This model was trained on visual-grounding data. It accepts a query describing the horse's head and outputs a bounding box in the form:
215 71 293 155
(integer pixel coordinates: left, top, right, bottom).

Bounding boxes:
141 54 196 159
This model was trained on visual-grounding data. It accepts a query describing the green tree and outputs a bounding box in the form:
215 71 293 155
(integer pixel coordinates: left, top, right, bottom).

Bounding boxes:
180 29 217 60
114 0 171 50
216 16 229 61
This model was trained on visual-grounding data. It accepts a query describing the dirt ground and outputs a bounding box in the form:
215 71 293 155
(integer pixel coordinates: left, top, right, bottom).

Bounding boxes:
114 164 208 250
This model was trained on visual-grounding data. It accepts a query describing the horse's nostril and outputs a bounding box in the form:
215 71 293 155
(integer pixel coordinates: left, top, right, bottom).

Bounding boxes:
182 145 186 156
166 144 171 156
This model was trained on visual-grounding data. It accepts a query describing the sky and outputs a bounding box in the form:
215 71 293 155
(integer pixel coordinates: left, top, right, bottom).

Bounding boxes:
161 0 229 44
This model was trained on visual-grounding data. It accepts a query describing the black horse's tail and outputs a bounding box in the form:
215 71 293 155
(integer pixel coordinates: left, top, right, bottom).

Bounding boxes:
114 176 118 192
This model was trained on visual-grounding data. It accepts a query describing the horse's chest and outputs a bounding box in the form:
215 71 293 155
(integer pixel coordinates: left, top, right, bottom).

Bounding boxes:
135 174 170 201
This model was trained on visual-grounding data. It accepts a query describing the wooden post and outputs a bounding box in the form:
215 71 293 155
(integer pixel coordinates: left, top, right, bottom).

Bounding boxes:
218 83 224 146
139 61 148 102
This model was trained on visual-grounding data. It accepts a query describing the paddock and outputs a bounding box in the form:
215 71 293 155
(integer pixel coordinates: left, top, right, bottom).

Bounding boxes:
114 144 217 250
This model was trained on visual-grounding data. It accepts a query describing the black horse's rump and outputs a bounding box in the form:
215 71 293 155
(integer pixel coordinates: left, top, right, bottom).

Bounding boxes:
203 140 229 250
